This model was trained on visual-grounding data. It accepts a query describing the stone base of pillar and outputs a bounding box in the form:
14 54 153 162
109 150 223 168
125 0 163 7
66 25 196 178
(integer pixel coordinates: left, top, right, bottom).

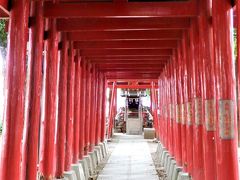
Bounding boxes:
89 152 97 170
71 163 85 180
177 172 191 180
103 141 109 154
95 145 103 162
155 142 186 180
172 166 183 180
84 155 94 176
79 159 90 180
99 143 106 158
63 170 77 180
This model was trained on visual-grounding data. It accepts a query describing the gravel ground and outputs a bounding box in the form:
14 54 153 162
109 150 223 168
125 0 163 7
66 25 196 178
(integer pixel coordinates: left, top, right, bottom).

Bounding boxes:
147 140 168 180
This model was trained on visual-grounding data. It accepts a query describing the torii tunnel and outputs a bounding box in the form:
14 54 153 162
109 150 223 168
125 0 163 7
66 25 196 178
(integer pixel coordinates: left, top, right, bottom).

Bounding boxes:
1 0 240 180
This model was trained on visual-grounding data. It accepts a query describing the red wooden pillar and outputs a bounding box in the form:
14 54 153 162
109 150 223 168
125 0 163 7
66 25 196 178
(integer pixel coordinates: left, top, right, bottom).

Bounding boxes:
170 58 176 158
20 1 44 179
158 76 163 142
198 1 216 179
73 54 81 163
190 18 205 180
55 35 69 177
151 82 158 139
237 0 240 147
175 48 183 166
108 82 116 139
213 1 239 179
170 62 175 156
164 70 168 148
150 89 153 114
0 0 29 179
160 74 164 145
186 30 194 175
180 35 188 171
89 67 97 152
166 66 172 153
64 43 75 171
84 63 92 154
79 60 87 159
39 16 59 180
101 76 107 142
95 73 103 145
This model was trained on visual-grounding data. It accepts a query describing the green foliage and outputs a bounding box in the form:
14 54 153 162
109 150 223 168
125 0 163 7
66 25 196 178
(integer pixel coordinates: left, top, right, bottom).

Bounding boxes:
0 20 7 49
234 28 237 59
0 121 2 134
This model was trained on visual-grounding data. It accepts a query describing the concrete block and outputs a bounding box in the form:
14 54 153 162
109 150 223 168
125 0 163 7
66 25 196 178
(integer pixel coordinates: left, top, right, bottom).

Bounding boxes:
155 143 163 164
85 155 94 176
89 152 97 170
71 163 85 180
93 148 100 165
172 166 183 180
160 150 168 167
79 159 90 180
166 157 174 176
164 153 170 169
95 146 103 162
103 141 109 154
144 128 156 139
159 147 166 164
177 172 191 180
63 170 77 180
99 143 107 158
168 160 177 180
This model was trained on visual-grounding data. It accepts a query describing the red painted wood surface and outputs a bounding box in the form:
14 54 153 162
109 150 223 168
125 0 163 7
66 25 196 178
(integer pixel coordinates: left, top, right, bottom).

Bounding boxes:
101 76 107 142
64 44 75 170
237 0 240 148
175 48 183 166
73 55 81 163
44 1 198 18
57 18 190 31
39 18 59 178
185 29 193 175
0 0 10 17
108 82 117 139
55 36 68 177
95 74 104 145
74 40 177 49
199 1 216 179
180 35 188 171
84 64 92 154
0 0 29 179
89 67 97 152
190 17 204 180
68 30 182 41
213 1 239 179
22 1 44 179
79 60 87 159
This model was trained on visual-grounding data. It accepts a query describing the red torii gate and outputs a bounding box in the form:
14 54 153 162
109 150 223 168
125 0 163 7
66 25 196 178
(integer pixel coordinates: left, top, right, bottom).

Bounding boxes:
0 0 239 180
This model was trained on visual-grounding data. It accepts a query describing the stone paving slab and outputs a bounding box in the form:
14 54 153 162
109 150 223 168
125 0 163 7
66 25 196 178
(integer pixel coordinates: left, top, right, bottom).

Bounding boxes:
98 134 159 180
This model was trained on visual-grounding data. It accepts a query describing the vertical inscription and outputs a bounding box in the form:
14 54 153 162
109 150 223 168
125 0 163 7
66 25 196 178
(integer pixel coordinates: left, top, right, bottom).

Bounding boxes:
194 98 203 125
205 99 216 131
219 100 234 139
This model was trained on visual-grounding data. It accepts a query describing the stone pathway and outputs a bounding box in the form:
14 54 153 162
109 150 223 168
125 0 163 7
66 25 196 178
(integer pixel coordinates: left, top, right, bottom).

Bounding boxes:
98 134 159 180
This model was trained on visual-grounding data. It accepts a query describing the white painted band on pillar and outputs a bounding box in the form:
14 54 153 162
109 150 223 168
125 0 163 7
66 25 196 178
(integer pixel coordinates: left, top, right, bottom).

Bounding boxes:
187 101 193 125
